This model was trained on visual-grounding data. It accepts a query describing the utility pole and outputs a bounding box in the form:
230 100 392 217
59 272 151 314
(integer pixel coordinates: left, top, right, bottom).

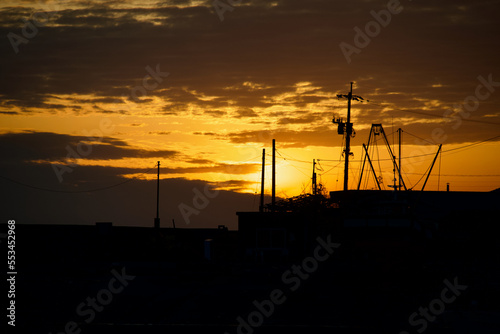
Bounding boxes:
333 82 366 191
398 128 402 191
154 161 160 229
272 139 276 212
344 83 352 192
260 148 265 212
312 159 317 195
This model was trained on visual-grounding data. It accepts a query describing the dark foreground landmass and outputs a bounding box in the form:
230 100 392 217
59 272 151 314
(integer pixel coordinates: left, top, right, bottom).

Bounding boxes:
8 215 500 334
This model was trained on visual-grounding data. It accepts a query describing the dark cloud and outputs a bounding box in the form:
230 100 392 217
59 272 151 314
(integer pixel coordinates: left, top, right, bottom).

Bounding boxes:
0 164 260 229
210 179 257 192
161 163 260 175
0 133 262 228
148 131 171 135
278 114 321 125
235 108 258 118
193 131 217 136
1 0 498 145
224 126 336 148
204 109 227 117
187 158 214 164
0 131 178 163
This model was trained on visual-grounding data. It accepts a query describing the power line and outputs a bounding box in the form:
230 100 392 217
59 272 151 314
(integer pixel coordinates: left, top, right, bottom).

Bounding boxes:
319 161 343 176
443 135 500 154
275 149 310 178
404 172 500 177
321 134 500 162
268 150 311 164
404 130 436 145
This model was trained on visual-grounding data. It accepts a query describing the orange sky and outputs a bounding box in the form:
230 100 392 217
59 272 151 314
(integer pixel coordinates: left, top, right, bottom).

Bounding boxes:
1 0 499 228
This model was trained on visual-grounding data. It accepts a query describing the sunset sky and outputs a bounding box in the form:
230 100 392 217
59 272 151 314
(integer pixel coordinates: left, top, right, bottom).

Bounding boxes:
1 0 500 229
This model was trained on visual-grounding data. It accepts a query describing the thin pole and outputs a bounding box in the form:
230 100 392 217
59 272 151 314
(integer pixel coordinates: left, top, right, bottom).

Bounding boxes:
260 148 265 212
398 128 402 191
379 125 407 191
272 139 276 212
421 144 442 191
437 148 442 191
357 125 375 190
155 161 160 229
362 144 381 190
312 159 317 195
344 82 353 191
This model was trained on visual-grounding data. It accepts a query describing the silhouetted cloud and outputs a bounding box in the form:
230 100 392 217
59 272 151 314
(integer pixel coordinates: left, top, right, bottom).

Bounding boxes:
0 131 178 162
1 1 498 144
0 165 260 229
